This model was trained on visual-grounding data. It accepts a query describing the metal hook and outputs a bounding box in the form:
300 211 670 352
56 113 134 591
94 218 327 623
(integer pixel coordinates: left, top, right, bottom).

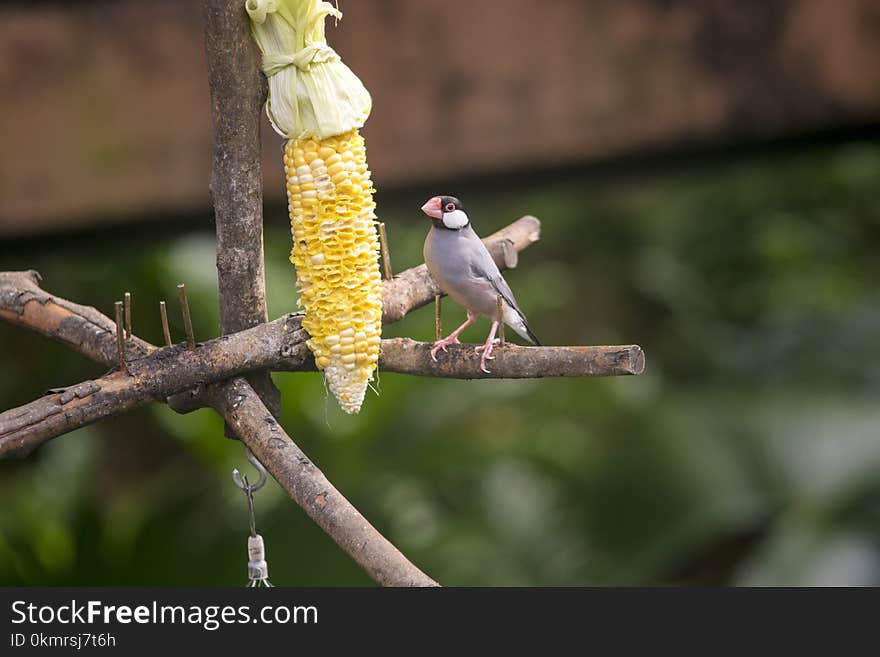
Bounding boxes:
232 448 267 493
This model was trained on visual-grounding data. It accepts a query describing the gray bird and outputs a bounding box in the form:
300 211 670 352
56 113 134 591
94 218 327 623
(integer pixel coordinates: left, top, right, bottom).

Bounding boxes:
421 195 540 373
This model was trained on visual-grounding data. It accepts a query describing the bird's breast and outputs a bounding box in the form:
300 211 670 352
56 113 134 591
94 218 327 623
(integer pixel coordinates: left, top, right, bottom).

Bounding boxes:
424 228 499 317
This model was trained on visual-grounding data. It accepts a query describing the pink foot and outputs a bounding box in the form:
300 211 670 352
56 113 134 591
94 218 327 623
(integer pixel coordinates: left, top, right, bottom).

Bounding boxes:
474 338 500 353
476 322 501 373
430 335 461 361
477 339 500 373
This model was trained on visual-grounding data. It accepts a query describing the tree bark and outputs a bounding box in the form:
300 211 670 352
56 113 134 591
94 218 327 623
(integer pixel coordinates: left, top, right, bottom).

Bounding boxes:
203 0 280 419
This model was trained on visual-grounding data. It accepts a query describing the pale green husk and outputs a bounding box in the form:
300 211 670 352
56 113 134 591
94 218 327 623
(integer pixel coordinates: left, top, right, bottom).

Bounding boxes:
245 0 371 139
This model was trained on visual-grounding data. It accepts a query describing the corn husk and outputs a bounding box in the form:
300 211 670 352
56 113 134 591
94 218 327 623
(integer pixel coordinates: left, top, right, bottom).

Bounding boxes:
245 0 371 139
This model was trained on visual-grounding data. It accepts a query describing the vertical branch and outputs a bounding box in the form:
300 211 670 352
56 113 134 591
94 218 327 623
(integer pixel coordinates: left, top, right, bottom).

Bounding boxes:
202 0 280 417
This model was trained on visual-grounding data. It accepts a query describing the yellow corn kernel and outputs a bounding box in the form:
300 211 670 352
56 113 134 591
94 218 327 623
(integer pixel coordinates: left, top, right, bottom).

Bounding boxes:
284 129 382 413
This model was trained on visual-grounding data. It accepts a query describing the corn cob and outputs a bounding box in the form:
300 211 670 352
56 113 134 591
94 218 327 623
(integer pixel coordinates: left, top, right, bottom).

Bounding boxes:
284 131 382 413
246 0 381 413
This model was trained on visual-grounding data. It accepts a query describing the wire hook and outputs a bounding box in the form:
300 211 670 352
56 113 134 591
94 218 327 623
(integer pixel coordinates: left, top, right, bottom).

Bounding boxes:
232 448 267 493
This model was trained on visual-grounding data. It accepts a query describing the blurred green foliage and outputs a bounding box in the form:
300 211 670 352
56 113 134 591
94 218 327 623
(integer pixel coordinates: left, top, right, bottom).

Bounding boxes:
1 141 879 585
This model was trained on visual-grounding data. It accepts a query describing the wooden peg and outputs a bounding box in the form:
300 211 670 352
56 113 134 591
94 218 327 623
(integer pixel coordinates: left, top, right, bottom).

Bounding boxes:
159 301 172 347
177 284 195 348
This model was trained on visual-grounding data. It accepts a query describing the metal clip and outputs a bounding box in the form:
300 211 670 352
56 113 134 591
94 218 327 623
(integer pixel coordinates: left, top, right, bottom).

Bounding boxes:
232 449 273 587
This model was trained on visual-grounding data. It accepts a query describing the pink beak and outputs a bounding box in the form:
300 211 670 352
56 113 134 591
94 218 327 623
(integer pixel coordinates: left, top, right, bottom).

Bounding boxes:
421 196 443 220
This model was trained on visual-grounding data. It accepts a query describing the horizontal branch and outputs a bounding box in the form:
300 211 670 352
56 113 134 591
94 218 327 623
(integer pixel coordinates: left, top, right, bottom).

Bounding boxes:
0 270 153 369
377 339 645 379
0 373 146 457
0 323 643 456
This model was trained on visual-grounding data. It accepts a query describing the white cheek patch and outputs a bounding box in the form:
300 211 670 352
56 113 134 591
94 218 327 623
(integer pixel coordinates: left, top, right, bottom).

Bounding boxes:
442 209 469 229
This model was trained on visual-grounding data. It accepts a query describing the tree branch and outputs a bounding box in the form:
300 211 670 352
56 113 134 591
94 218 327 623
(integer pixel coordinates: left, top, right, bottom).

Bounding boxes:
0 372 438 584
377 339 645 379
0 270 153 368
0 211 641 586
0 300 643 456
0 373 143 458
203 0 280 419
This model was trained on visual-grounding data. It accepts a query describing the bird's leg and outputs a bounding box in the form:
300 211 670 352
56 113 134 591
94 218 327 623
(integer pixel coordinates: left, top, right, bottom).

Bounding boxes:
430 310 477 361
475 320 500 373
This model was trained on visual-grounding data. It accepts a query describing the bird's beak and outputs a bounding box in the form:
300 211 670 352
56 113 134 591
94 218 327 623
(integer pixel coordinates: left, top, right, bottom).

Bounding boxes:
421 196 443 220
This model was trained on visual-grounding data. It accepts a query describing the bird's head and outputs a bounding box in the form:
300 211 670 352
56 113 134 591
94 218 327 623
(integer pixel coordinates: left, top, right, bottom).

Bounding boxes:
421 195 469 230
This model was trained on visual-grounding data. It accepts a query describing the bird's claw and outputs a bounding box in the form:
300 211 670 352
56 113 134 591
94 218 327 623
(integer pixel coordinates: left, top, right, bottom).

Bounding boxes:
474 338 500 354
477 338 500 373
430 336 460 362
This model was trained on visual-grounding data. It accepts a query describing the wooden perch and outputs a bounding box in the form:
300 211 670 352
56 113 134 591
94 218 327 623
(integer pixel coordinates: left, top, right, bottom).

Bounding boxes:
0 257 644 456
379 339 645 379
0 330 643 456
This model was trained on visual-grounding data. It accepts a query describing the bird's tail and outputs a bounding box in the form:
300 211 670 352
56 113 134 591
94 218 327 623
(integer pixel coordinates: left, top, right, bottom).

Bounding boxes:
504 307 540 346
521 323 541 346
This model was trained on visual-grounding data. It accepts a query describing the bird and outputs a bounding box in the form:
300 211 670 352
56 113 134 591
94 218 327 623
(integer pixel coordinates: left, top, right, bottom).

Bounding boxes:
420 195 540 373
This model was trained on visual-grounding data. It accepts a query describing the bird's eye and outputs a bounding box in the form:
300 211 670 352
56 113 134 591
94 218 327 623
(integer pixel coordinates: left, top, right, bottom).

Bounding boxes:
445 203 455 212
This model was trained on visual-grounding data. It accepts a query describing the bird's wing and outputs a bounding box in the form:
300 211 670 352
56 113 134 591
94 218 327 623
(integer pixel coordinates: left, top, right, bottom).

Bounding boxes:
461 236 523 312
465 240 539 342
483 268 523 317
486 269 540 345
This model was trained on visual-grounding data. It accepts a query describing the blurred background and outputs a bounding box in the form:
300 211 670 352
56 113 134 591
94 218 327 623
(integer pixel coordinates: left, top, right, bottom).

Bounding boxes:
2 0 880 586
